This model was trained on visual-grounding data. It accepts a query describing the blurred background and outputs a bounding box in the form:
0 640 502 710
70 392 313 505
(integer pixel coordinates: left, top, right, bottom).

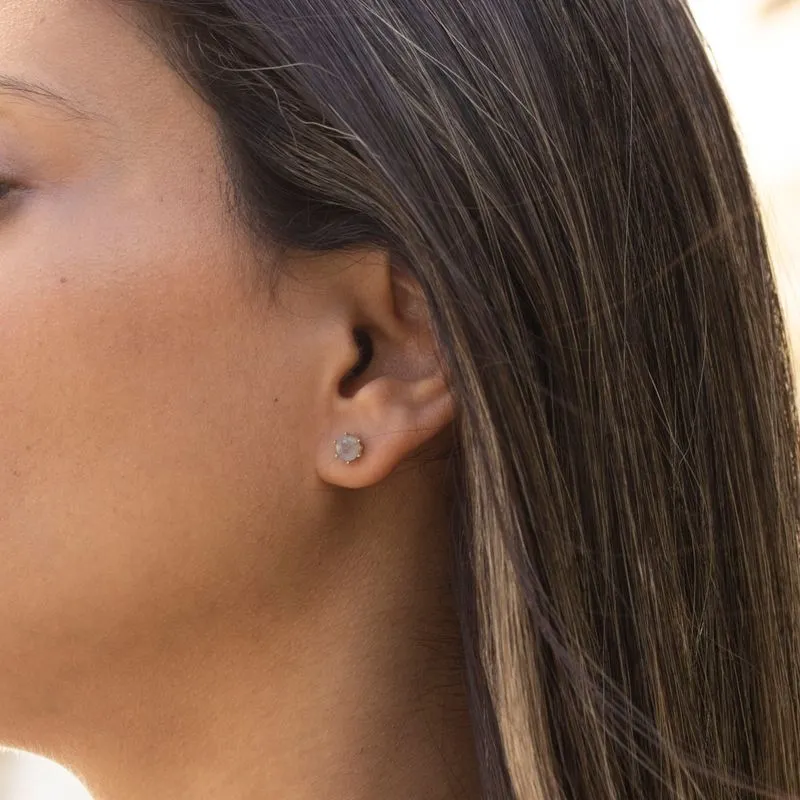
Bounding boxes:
690 0 800 366
1 0 799 797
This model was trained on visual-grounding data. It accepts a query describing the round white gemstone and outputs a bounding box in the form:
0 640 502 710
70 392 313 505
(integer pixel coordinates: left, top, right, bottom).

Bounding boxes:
335 434 363 463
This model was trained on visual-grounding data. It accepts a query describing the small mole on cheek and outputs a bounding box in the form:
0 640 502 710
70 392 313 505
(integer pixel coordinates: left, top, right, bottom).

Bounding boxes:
273 397 279 403
59 277 68 284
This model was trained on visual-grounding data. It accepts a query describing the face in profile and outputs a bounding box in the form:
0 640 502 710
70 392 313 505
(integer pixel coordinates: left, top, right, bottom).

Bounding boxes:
3 0 799 799
0 4 459 788
0 0 347 744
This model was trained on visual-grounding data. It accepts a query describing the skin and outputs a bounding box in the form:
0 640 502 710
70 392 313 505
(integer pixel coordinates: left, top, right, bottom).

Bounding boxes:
0 1 481 798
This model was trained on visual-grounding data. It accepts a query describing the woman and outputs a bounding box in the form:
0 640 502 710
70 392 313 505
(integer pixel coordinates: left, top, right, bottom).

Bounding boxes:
0 0 798 798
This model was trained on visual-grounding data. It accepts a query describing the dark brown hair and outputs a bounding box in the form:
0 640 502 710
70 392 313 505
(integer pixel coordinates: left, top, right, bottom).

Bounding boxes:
128 0 800 796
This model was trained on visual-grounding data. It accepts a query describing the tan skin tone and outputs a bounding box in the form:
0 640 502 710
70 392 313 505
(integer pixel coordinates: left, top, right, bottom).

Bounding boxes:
0 1 482 798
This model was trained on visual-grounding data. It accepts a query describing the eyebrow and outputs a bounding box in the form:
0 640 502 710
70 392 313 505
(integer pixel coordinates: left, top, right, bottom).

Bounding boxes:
0 74 102 121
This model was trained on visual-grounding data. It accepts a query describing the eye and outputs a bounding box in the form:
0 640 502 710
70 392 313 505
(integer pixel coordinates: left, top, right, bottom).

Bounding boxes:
0 180 16 201
0 179 25 214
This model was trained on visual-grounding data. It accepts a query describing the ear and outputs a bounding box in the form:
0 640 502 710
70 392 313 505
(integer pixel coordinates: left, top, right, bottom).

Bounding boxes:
312 249 455 489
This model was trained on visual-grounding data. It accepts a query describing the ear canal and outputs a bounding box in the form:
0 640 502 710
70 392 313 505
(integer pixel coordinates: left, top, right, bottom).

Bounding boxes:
340 328 374 389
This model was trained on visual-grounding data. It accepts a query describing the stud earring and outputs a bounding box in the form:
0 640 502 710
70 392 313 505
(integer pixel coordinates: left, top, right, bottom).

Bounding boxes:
334 433 364 464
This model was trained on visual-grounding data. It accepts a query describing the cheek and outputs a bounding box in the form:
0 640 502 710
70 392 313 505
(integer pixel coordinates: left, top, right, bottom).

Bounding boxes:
0 186 309 661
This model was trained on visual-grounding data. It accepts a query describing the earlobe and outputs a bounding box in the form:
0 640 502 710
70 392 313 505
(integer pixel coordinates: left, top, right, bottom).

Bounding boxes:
317 375 454 490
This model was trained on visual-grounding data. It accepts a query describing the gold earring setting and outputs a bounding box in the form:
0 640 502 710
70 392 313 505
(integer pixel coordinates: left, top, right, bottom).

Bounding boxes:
334 433 364 464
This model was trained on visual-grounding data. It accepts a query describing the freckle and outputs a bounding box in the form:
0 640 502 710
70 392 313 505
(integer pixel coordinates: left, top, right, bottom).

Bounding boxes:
273 397 279 403
59 276 68 284
11 469 20 478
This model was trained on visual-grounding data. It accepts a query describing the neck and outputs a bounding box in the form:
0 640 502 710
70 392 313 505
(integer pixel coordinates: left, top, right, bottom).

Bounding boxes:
22 490 482 800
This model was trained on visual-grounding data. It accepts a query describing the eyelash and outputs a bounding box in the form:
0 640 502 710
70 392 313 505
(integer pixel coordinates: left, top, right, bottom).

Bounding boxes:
0 179 25 214
0 180 16 201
